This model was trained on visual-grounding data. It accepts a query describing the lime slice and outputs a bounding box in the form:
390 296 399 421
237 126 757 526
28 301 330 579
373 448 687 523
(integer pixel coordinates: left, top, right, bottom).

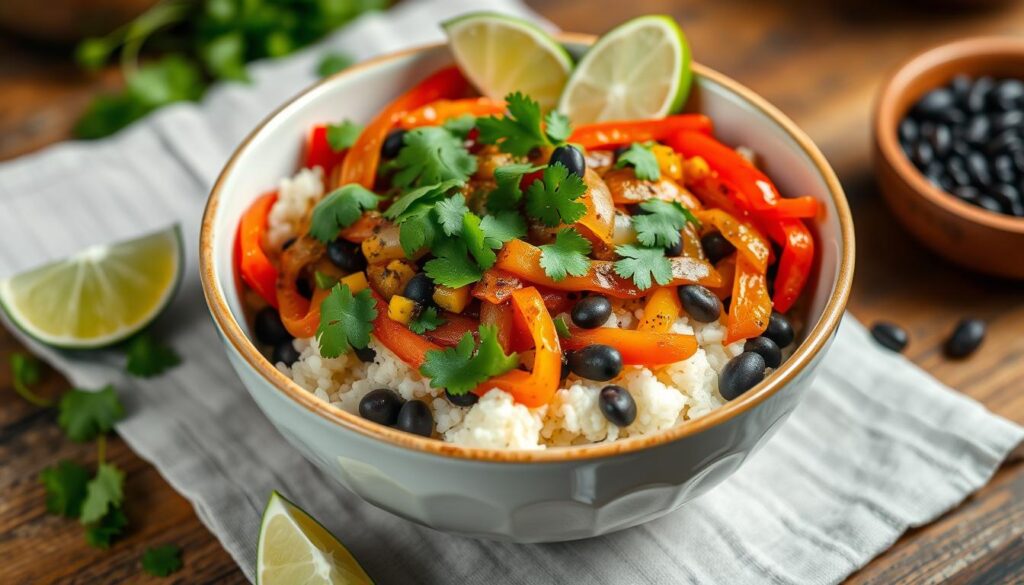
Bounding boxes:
0 225 182 349
443 12 572 111
257 491 374 585
558 15 692 123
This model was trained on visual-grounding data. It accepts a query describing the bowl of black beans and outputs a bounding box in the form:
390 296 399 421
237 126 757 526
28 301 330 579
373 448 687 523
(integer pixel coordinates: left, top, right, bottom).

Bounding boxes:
874 36 1024 278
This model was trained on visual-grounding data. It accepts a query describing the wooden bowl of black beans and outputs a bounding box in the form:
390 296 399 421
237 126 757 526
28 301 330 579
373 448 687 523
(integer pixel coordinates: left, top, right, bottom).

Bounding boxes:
874 36 1024 279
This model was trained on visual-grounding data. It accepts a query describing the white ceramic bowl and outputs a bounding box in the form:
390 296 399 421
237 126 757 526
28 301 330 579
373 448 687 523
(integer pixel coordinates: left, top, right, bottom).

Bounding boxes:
200 34 854 542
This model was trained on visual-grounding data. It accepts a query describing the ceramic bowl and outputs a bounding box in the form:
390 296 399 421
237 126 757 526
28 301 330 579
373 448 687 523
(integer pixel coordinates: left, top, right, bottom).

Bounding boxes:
200 34 854 542
874 36 1024 279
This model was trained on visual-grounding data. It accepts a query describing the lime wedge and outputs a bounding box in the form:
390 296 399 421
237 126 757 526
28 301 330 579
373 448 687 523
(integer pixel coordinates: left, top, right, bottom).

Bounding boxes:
443 12 572 111
0 225 182 349
558 15 692 123
257 491 374 585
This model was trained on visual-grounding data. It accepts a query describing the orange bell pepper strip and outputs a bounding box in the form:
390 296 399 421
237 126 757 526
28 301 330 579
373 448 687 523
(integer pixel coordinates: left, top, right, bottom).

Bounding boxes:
569 114 714 149
238 192 280 307
474 287 561 408
370 295 442 368
278 284 329 340
303 124 348 175
666 131 819 219
638 287 681 333
338 212 386 243
398 97 506 129
708 255 737 301
725 254 772 344
602 168 703 209
339 66 469 189
576 169 616 245
768 219 815 313
472 269 524 304
479 301 514 353
562 327 698 366
694 208 771 273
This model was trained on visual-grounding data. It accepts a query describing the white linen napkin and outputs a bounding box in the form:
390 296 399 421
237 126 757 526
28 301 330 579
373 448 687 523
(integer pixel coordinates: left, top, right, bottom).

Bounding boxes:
1 1 1020 583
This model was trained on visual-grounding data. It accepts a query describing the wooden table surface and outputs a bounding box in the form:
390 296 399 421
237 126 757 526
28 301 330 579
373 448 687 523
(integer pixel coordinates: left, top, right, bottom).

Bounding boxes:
2 1 1023 583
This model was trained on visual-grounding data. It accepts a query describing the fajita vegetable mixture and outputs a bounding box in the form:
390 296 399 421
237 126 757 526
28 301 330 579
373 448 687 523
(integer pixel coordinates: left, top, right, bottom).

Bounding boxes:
235 14 819 449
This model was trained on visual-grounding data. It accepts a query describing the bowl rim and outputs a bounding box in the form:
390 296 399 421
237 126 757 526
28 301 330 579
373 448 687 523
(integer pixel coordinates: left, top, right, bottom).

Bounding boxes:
199 32 855 463
874 35 1024 234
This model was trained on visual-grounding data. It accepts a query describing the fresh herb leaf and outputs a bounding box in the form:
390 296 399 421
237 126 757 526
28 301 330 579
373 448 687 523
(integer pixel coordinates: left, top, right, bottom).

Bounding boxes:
10 352 50 407
408 306 446 334
423 239 483 288
384 179 462 222
544 110 573 143
616 142 661 180
486 163 542 213
442 114 476 138
317 52 353 77
309 184 382 242
125 332 180 378
462 213 497 270
80 463 125 524
314 271 338 290
435 196 470 237
420 325 518 395
316 284 377 358
40 460 90 518
325 120 362 152
614 245 673 290
539 228 593 281
85 506 127 549
398 208 440 257
477 92 551 156
142 544 183 577
632 199 698 248
554 316 572 339
58 386 124 443
479 211 527 248
525 162 588 227
391 127 477 189
201 32 247 80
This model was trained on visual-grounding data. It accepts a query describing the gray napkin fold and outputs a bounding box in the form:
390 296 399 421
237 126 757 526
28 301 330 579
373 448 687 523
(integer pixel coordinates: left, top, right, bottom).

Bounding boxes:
1 1 1020 582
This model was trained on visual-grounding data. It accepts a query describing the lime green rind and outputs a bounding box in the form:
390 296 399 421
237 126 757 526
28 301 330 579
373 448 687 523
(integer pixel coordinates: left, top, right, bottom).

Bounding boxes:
441 11 573 69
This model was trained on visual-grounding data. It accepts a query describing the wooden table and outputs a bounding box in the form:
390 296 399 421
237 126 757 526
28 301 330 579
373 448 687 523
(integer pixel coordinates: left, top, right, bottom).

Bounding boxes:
2 1 1023 582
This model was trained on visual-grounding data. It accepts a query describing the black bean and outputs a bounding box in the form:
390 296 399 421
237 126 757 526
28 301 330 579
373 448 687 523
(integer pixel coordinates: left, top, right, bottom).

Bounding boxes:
975 194 1004 214
701 232 736 264
985 129 1022 156
1014 151 1024 174
599 385 637 427
764 311 795 348
946 156 972 187
403 272 435 306
272 341 301 366
254 307 291 345
967 76 995 113
678 285 722 323
993 79 1024 111
991 109 1024 133
296 276 313 300
944 318 986 358
445 389 479 407
549 145 586 178
950 74 973 102
965 115 990 145
719 352 766 401
937 108 966 125
560 352 572 380
354 345 377 363
744 336 782 368
571 295 613 329
381 129 406 159
916 88 956 117
359 389 404 426
326 239 367 273
898 118 918 144
568 344 623 381
966 151 992 186
952 139 972 157
953 186 981 203
988 183 1020 209
922 123 952 158
870 322 908 352
664 238 683 257
911 140 934 168
396 400 433 437
993 155 1017 184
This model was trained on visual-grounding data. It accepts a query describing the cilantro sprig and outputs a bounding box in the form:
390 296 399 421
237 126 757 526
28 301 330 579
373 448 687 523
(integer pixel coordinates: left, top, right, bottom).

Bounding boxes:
58 386 125 443
325 120 363 152
539 228 592 281
477 92 572 156
616 142 661 180
525 163 588 227
632 199 700 248
125 332 181 378
316 283 377 358
408 306 446 334
309 184 383 242
142 544 184 577
10 352 50 407
390 127 477 189
420 325 519 395
486 163 543 213
614 244 674 290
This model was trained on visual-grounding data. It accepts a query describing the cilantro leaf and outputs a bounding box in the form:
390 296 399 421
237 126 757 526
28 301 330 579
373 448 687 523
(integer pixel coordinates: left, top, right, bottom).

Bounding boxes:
462 213 497 270
125 332 180 378
398 209 440 257
477 92 550 156
80 463 125 524
316 284 377 358
479 211 527 248
525 162 588 227
309 184 383 242
486 163 542 213
435 196 470 237
616 143 661 180
442 114 476 138
554 316 572 339
423 238 483 288
383 179 461 222
325 120 362 152
408 306 446 334
614 245 673 290
539 228 592 281
420 325 518 395
40 460 90 518
317 52 353 77
58 386 124 443
391 127 477 189
314 271 338 290
632 199 698 248
544 110 573 143
85 506 127 549
11 352 50 407
142 544 183 577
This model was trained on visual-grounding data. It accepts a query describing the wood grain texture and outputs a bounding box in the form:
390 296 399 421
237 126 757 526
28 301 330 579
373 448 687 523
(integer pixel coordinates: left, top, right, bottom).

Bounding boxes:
1 0 1023 582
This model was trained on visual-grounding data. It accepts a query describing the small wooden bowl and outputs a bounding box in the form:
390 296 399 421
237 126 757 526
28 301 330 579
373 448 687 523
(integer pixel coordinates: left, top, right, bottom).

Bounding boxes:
874 36 1024 279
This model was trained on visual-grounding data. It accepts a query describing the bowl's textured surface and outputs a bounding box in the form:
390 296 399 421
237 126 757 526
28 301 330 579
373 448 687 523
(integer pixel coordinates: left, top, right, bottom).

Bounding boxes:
201 37 853 541
874 36 1024 279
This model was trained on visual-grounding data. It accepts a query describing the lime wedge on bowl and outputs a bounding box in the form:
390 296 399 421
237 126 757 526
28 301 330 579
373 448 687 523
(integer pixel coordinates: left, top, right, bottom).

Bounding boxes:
443 12 572 111
0 225 182 349
257 491 373 585
558 15 692 123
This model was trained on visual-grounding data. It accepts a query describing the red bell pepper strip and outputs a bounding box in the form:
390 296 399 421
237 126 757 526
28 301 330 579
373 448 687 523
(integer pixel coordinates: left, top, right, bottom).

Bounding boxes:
667 131 819 219
398 97 505 129
474 287 561 408
561 327 698 366
370 296 443 368
694 208 771 273
769 219 815 313
479 301 514 353
238 192 280 308
569 114 714 149
339 66 469 189
725 255 772 344
422 313 480 348
303 124 348 175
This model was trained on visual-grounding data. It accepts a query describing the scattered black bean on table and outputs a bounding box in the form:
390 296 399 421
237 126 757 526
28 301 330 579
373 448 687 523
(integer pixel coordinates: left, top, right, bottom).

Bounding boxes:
900 75 1024 217
944 318 986 358
870 322 909 353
